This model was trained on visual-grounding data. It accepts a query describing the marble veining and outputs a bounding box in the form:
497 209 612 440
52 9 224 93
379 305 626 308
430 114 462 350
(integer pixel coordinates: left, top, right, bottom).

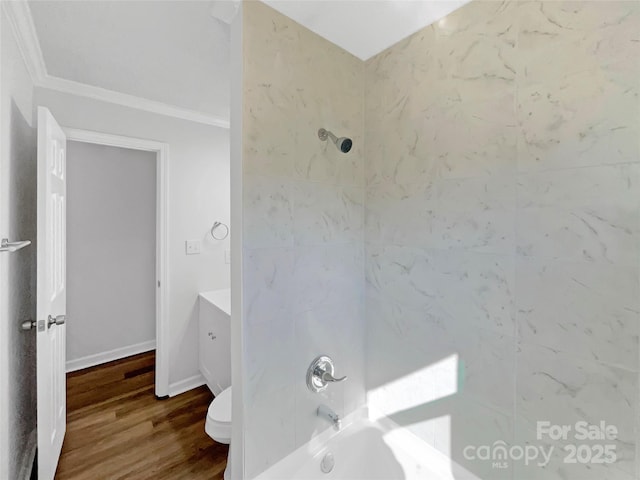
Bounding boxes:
516 257 639 371
517 1 640 86
516 343 637 476
242 0 639 478
517 60 639 172
241 2 365 477
364 2 640 479
366 245 516 337
292 182 364 246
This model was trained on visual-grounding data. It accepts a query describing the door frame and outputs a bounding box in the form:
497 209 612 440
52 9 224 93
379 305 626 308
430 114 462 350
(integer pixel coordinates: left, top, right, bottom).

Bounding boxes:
63 128 170 397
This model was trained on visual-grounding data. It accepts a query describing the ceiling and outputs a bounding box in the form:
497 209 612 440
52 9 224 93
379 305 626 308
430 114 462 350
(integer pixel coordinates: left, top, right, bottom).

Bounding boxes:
28 1 231 119
263 0 470 60
26 0 469 121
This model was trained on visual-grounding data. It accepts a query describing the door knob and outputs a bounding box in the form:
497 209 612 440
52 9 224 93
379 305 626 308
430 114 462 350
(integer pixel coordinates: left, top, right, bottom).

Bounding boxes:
48 314 66 328
21 320 36 331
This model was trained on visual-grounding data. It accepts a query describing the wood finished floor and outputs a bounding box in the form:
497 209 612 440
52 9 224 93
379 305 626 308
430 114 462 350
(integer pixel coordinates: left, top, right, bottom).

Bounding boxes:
55 351 228 480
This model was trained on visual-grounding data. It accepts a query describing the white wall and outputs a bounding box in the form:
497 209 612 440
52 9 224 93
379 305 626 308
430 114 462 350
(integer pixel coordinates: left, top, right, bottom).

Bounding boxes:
34 88 231 388
66 141 157 368
0 6 37 479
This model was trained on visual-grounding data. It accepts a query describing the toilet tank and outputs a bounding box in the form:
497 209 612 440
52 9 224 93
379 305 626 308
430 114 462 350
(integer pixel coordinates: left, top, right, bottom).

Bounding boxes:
198 289 231 395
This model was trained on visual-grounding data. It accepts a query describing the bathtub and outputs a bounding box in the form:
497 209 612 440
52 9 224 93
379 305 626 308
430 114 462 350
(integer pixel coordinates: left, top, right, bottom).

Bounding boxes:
255 410 480 480
198 288 231 395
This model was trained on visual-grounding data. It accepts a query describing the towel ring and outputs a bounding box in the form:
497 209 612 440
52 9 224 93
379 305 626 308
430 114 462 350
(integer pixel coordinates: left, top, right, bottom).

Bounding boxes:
210 221 229 240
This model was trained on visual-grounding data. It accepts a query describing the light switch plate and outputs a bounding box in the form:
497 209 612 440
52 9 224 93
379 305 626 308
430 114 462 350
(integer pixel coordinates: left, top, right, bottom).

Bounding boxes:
185 240 201 255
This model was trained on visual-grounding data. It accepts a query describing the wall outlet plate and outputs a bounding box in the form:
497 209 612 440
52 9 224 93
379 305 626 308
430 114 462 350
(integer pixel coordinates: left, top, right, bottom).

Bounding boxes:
185 240 201 255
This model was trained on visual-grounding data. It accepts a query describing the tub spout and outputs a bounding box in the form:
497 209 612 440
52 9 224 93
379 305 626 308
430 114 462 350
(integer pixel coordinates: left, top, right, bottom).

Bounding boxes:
317 404 341 431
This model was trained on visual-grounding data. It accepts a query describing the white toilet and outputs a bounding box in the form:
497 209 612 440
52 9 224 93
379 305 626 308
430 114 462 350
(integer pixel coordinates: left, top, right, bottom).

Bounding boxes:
205 386 233 480
199 290 232 479
205 386 232 443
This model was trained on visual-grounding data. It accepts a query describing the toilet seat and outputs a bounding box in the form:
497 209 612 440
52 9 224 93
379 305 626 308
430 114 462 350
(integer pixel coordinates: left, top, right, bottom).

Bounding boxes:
205 387 232 444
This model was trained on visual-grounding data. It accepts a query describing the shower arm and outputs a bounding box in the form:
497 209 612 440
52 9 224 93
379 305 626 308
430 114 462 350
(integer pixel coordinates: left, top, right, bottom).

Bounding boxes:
318 128 339 144
325 130 338 144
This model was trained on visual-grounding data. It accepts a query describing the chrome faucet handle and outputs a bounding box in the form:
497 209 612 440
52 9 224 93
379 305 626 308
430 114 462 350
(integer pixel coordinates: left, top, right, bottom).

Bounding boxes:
321 371 347 383
307 355 347 392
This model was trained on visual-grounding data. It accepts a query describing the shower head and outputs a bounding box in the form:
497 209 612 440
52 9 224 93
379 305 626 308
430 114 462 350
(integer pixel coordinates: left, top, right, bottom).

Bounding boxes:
318 128 352 154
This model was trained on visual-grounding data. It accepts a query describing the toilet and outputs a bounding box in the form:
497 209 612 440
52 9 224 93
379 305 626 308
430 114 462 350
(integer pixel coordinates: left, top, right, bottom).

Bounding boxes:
199 290 232 479
205 386 232 441
205 386 232 479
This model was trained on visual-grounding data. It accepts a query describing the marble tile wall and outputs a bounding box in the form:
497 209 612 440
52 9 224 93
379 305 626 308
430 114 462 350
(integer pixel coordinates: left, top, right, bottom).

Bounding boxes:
364 1 640 479
241 2 365 478
241 0 638 478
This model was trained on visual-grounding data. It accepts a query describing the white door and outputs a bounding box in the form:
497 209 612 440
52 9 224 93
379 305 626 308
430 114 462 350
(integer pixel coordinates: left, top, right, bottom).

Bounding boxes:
37 107 67 480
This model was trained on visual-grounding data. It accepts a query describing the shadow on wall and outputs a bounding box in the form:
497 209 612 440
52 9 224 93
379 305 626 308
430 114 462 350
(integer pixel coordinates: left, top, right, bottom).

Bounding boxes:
7 99 38 479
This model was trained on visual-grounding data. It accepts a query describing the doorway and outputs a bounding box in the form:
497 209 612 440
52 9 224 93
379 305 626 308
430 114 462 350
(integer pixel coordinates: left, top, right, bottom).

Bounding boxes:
63 129 169 397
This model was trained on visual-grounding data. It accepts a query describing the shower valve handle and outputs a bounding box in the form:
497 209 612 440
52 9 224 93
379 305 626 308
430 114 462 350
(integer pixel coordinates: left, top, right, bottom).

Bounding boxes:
307 355 347 392
321 371 347 383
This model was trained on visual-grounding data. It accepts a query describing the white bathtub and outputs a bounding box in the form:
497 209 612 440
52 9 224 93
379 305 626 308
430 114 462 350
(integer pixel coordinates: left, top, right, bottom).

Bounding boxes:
255 410 480 480
199 288 231 395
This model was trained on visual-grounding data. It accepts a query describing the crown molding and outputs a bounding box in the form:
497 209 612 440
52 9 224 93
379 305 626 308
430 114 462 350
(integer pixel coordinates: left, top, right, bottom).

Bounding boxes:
2 0 47 83
42 75 230 128
2 0 230 129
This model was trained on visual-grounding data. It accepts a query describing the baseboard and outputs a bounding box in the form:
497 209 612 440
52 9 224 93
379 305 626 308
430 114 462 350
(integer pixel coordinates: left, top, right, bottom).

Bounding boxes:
17 428 36 480
169 374 206 397
66 340 156 372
